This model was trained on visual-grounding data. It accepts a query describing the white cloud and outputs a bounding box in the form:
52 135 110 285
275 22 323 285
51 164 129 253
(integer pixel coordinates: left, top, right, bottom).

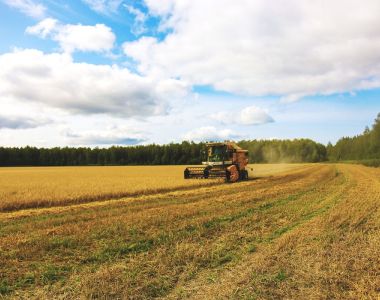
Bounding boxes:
0 114 51 129
0 49 187 117
63 125 145 145
56 23 115 53
240 106 274 125
25 18 58 38
82 0 123 14
183 126 241 142
124 4 147 35
3 0 46 18
211 106 274 125
142 0 173 17
123 0 380 100
26 19 115 53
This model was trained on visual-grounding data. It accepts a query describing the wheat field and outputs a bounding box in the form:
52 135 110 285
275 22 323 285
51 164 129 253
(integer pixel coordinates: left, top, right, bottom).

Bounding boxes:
0 164 305 212
0 166 215 212
0 163 379 299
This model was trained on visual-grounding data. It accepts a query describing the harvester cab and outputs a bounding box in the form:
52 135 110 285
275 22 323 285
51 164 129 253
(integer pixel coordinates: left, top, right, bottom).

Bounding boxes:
184 142 249 182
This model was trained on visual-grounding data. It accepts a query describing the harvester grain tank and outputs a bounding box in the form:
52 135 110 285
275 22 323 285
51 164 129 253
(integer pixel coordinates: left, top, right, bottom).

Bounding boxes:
184 141 250 182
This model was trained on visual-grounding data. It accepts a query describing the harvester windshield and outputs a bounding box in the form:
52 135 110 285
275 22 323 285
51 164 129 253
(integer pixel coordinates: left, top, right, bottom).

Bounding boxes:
208 145 227 162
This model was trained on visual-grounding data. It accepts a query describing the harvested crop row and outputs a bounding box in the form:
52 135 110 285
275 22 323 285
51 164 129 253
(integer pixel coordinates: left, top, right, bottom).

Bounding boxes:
173 164 380 300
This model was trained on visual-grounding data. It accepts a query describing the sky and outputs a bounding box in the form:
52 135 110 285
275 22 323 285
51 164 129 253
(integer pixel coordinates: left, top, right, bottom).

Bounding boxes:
0 0 380 147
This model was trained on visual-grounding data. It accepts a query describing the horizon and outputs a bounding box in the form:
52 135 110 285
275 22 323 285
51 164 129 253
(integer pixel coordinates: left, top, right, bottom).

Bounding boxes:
1 0 380 147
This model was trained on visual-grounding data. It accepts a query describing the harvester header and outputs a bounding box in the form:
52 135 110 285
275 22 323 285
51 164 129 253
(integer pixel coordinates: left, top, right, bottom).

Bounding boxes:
184 141 250 182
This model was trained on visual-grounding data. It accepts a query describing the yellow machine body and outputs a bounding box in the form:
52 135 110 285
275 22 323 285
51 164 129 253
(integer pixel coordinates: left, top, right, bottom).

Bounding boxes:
184 142 249 182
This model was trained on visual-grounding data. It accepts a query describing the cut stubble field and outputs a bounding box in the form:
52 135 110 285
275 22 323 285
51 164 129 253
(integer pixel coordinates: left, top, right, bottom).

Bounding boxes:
0 163 379 299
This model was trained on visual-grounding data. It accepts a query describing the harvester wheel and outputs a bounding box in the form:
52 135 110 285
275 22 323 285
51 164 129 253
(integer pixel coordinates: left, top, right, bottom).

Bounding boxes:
227 165 239 182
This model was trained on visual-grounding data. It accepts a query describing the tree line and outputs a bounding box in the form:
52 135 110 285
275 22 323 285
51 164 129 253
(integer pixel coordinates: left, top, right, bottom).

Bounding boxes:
0 113 378 166
0 139 327 166
327 113 380 161
0 142 205 166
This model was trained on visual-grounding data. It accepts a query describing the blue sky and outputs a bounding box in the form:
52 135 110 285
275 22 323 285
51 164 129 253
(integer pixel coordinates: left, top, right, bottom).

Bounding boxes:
0 0 379 147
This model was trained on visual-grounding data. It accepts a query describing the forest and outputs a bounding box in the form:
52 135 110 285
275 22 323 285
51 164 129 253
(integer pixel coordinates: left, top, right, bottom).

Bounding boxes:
327 113 380 162
0 140 326 166
0 113 378 166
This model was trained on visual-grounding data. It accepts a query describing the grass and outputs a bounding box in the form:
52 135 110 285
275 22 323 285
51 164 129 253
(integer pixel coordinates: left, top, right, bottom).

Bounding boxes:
0 163 379 299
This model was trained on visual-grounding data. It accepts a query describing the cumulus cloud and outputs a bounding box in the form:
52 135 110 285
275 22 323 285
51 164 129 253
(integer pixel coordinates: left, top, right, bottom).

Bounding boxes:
0 49 188 117
123 0 380 100
82 0 123 14
211 106 274 125
63 126 145 145
183 126 241 142
3 0 46 18
0 114 51 129
26 18 115 53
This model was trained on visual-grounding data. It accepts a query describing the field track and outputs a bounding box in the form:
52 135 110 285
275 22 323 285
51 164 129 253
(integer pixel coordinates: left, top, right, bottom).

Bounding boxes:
0 164 379 299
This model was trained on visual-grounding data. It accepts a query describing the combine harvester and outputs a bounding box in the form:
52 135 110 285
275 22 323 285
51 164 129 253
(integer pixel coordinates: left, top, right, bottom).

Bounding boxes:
184 141 250 182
